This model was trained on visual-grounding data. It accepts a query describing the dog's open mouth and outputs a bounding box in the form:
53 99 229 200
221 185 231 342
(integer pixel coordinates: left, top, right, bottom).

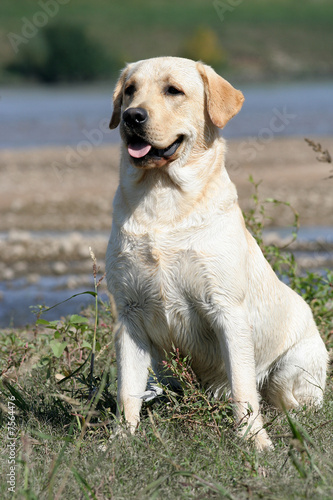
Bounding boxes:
127 135 184 161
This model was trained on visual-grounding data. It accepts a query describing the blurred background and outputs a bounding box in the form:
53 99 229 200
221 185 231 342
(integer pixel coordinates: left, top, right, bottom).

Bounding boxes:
1 0 333 84
0 0 333 326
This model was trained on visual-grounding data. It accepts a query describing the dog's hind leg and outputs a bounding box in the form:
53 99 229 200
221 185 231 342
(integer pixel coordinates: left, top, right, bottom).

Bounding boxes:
264 331 328 410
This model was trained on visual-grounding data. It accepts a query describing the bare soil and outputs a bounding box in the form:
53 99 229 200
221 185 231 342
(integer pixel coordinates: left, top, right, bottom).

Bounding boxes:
0 137 332 232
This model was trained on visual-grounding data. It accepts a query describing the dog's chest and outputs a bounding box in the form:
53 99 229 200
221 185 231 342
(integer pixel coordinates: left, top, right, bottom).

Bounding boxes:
109 230 218 350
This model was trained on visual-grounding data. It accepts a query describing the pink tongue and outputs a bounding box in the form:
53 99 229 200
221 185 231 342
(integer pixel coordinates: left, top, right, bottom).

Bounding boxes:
128 142 152 159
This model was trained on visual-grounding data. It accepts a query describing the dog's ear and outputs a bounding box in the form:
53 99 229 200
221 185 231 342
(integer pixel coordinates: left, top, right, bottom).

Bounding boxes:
197 62 244 129
109 65 132 129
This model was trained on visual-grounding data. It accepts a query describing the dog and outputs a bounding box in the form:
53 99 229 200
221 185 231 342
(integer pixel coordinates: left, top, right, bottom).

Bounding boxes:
106 57 328 450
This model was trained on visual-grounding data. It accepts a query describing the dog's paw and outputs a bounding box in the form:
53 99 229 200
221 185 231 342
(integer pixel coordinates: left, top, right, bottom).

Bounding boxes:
97 424 131 452
98 442 109 452
239 422 274 452
252 430 274 452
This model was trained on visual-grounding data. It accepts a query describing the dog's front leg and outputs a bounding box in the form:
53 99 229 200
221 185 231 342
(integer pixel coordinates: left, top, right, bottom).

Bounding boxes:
115 321 151 433
215 308 273 451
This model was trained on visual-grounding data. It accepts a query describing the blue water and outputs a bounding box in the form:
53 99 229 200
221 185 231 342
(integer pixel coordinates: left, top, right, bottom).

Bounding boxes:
0 276 109 327
1 81 333 149
266 226 333 244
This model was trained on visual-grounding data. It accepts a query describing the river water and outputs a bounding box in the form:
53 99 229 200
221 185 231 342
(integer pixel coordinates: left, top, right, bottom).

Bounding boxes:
1 81 333 149
1 81 332 326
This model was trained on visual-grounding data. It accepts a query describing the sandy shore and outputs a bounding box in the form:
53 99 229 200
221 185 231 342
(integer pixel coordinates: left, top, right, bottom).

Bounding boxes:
1 137 332 231
0 137 332 281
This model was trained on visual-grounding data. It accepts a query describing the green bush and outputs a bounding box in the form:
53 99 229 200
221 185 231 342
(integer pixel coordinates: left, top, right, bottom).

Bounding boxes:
180 26 227 69
7 23 120 83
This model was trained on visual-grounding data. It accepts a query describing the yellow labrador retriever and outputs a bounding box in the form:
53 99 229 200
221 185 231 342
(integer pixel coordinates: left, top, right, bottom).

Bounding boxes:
106 57 328 450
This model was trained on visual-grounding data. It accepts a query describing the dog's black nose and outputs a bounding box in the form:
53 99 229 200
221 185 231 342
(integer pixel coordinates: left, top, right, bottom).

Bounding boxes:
123 107 148 127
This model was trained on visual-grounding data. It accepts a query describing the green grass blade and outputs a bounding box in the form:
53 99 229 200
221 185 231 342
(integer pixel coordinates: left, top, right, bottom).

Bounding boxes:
71 467 98 500
57 352 91 385
42 422 75 494
2 380 29 411
38 291 97 315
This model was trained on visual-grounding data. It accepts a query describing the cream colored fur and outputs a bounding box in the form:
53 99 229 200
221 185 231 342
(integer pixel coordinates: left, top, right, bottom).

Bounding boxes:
106 57 328 450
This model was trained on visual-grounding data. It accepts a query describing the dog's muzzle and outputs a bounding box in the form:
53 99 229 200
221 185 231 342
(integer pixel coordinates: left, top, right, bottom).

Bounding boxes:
122 107 183 162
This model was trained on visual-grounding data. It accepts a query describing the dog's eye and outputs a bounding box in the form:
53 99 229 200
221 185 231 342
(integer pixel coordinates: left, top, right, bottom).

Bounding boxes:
166 86 184 96
124 85 135 96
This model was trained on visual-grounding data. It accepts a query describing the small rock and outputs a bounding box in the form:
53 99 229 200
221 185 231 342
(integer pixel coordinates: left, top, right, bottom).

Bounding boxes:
7 229 31 243
27 273 40 284
11 244 26 259
10 199 24 212
52 262 67 275
3 268 15 280
78 246 90 258
67 276 79 289
13 261 28 273
59 238 74 255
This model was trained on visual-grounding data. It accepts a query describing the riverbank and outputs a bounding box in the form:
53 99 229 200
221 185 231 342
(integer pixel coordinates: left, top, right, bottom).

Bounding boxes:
1 137 332 233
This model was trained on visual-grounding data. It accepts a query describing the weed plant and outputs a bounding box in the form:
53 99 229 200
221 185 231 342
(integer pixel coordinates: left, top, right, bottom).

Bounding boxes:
0 176 332 499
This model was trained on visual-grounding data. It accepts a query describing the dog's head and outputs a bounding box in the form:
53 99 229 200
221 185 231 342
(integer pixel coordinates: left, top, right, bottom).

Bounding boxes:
110 57 244 169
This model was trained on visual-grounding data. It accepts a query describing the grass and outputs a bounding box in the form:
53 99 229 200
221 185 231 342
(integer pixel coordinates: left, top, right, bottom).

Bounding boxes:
1 0 333 82
0 310 332 499
0 308 332 499
0 174 332 499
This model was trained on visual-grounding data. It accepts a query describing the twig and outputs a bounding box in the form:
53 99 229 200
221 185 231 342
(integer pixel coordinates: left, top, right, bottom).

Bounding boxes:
88 248 105 392
305 138 332 164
